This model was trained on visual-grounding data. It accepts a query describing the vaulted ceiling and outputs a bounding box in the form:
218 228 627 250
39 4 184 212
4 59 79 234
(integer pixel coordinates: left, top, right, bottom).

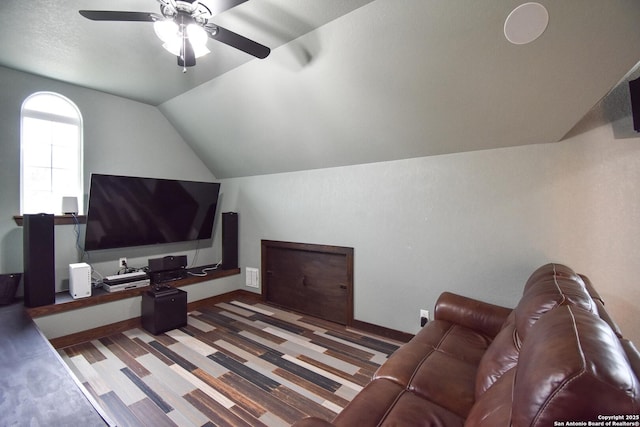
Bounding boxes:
2 0 640 178
0 0 378 105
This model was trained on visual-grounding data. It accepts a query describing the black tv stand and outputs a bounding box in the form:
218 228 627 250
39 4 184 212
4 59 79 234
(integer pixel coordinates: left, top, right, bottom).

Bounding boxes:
25 266 239 319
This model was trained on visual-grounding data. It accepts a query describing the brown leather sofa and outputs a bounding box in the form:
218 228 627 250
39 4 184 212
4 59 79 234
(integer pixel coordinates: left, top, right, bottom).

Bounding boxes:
294 263 640 426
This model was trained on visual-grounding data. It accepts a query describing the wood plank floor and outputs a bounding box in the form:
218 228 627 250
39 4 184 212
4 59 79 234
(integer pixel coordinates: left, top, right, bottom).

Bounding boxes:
59 299 402 427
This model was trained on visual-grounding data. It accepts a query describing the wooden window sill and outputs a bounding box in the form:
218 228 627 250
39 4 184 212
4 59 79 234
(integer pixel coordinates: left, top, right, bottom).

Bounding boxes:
13 215 86 226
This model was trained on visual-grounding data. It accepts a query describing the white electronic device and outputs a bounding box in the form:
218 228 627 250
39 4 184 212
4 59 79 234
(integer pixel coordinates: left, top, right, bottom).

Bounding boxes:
103 271 147 283
69 262 92 299
102 279 150 293
62 196 78 215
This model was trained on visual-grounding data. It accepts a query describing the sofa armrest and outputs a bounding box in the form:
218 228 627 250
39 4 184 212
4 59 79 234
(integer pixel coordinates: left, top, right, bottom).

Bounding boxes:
434 291 512 338
292 417 336 427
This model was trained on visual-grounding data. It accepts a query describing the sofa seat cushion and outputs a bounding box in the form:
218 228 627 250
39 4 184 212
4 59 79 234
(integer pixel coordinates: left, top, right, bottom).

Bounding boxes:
376 320 492 380
374 320 490 417
332 378 464 427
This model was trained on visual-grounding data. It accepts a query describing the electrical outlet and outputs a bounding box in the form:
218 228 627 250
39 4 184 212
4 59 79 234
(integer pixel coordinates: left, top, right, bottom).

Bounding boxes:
119 257 127 269
420 309 430 327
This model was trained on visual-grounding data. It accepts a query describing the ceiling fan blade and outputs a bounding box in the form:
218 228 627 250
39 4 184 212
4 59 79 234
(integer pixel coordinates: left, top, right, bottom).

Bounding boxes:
208 26 270 59
207 0 249 16
79 10 157 22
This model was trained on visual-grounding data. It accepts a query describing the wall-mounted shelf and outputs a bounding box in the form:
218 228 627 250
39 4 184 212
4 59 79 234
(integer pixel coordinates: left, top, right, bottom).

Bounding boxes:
26 267 240 318
13 215 86 226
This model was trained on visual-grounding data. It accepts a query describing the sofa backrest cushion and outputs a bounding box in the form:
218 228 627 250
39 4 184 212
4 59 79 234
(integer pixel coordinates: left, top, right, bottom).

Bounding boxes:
515 275 595 341
512 305 640 426
475 264 596 398
580 273 624 337
474 311 519 397
621 338 640 385
523 263 583 292
465 368 516 427
467 306 640 427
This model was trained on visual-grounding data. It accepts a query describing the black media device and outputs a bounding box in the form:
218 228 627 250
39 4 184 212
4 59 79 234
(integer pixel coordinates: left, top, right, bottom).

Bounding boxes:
629 76 640 132
148 255 188 284
221 212 238 270
84 174 221 251
23 213 56 307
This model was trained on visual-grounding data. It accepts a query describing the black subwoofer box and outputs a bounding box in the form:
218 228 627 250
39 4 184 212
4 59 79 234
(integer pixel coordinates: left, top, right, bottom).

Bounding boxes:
141 288 187 335
221 212 238 270
23 213 55 307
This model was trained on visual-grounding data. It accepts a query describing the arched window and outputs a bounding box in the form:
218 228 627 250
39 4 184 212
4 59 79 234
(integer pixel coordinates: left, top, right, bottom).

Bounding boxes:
20 92 83 215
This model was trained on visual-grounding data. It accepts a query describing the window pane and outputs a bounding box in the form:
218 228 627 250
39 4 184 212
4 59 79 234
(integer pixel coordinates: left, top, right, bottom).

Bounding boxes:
21 92 83 215
51 121 78 148
52 145 76 169
23 143 51 168
22 117 53 149
24 166 51 192
23 92 79 120
24 191 55 214
52 168 76 194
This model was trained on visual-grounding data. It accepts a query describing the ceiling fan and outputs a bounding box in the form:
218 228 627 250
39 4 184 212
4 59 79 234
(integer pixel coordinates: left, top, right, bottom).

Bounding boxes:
79 0 270 72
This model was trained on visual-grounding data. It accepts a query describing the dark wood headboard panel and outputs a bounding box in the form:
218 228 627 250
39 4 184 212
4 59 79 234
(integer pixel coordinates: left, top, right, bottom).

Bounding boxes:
261 240 354 326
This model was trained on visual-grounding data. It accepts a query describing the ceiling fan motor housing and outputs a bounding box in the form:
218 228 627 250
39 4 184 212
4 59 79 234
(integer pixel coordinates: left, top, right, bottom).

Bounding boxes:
159 0 212 24
78 0 270 67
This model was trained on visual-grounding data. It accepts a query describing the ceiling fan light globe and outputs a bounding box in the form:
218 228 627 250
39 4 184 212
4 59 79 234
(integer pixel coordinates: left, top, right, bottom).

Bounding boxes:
187 24 207 44
187 24 210 57
154 19 179 43
162 41 181 56
192 44 210 58
162 41 209 58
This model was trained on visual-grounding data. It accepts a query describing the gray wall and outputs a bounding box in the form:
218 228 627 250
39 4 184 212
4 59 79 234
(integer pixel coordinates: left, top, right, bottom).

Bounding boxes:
0 66 222 295
2 65 639 348
221 120 640 344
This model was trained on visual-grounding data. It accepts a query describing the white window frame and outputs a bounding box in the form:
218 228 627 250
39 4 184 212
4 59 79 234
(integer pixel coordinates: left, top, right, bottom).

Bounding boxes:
20 92 84 215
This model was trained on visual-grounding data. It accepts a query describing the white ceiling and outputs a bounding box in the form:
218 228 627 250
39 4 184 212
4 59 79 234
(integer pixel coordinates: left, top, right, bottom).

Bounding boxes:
2 1 640 178
0 0 375 105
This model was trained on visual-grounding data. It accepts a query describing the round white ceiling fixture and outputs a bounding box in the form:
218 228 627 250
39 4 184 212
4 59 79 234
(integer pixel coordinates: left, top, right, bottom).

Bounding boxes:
504 2 549 45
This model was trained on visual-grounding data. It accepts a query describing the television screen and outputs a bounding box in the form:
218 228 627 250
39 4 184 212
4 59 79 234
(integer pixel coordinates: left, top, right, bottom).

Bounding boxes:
84 174 221 251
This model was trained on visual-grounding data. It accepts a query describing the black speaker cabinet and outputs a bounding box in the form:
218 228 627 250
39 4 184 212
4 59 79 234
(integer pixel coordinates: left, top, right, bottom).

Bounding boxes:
23 213 56 307
629 77 640 132
221 212 238 270
141 288 187 335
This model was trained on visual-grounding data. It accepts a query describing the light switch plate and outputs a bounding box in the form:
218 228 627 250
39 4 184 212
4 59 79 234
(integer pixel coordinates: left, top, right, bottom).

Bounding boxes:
246 267 259 288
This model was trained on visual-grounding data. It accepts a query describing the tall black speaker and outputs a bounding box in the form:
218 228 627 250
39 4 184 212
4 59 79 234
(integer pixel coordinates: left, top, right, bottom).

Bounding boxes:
629 77 640 132
23 213 55 307
221 212 238 270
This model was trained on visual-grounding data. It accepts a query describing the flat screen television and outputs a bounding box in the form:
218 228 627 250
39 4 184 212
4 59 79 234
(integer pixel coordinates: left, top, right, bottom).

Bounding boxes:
84 174 221 251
